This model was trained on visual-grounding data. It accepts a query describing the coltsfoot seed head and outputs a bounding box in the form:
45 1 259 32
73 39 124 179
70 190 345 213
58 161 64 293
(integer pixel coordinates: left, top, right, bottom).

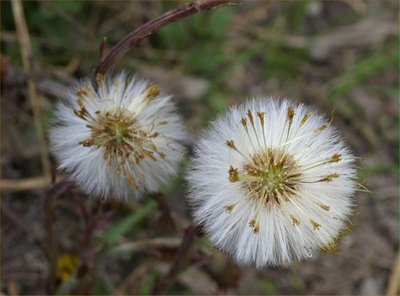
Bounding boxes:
50 72 186 199
187 98 357 267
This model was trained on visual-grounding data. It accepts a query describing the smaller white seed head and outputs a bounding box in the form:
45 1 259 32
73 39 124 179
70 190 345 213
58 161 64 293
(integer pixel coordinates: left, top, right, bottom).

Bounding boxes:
187 98 357 267
50 72 186 200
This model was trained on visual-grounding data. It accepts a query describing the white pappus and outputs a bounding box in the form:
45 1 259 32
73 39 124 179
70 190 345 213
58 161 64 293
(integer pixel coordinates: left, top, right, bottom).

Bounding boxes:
50 72 186 200
187 98 357 267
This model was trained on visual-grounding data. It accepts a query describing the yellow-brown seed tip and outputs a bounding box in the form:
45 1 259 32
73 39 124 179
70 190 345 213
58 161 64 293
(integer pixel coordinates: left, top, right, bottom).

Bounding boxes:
287 106 295 122
257 111 265 124
316 124 328 132
76 87 89 98
127 176 139 189
290 214 301 226
224 205 235 214
311 220 321 231
300 113 311 126
79 139 94 147
96 73 105 85
248 219 259 233
320 204 331 211
320 241 340 253
149 132 159 138
330 154 342 163
241 117 247 128
226 140 236 150
145 84 160 101
318 173 340 183
228 166 239 182
246 109 254 124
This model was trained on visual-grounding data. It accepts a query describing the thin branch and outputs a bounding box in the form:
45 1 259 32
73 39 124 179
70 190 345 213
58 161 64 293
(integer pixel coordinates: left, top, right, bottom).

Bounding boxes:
11 0 51 178
93 0 237 83
44 192 58 294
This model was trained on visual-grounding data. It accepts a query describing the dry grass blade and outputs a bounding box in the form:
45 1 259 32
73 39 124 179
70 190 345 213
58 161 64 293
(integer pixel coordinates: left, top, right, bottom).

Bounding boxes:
386 253 399 296
11 0 51 178
0 176 52 192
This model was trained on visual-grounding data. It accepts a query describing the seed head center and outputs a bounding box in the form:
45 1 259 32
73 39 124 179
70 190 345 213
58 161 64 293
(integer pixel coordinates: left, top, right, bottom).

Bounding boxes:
243 148 301 204
261 167 285 191
93 109 136 151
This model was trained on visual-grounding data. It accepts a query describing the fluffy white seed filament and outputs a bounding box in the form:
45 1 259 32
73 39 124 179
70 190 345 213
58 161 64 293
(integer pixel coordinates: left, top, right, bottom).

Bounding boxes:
187 99 357 267
50 72 186 199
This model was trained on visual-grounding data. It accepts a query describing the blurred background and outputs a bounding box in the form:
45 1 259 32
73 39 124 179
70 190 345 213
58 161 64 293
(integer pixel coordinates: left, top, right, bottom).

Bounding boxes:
1 0 398 295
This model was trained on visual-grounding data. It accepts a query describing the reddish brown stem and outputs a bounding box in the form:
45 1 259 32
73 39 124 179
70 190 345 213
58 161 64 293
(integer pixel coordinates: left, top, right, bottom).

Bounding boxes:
151 192 176 235
152 224 199 294
93 0 237 83
44 190 58 294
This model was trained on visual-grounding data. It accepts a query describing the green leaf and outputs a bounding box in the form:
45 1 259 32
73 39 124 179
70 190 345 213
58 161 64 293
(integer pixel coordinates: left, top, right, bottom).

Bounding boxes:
326 52 397 99
259 280 278 294
100 201 156 245
358 163 398 179
138 272 160 294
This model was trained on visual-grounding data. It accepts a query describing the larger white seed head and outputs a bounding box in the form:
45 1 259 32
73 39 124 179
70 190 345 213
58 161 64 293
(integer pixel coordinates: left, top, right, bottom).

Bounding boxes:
187 98 357 267
50 72 186 200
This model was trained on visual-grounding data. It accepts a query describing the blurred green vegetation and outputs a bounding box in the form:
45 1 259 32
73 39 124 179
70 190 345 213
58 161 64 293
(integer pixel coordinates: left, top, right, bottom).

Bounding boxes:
2 1 396 118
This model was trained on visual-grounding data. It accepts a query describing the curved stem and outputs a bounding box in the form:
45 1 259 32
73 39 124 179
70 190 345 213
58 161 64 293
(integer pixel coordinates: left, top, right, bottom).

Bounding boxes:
152 224 199 294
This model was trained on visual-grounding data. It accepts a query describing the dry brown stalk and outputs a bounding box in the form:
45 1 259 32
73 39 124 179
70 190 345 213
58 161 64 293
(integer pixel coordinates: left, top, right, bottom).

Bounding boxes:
11 0 51 178
386 253 399 296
